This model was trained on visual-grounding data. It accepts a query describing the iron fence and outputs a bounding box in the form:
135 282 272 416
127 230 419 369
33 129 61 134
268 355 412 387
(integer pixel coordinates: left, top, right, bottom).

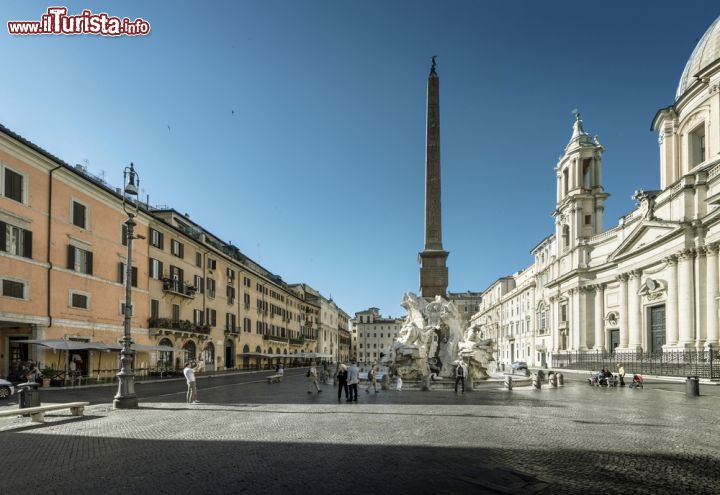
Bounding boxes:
551 349 720 379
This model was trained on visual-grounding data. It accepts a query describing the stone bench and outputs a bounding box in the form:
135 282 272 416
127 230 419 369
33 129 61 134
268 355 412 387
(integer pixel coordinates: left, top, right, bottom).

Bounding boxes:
267 374 283 384
0 402 90 423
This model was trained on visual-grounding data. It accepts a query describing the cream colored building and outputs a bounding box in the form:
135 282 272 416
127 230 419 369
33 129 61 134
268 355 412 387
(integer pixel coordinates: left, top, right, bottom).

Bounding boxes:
351 308 403 364
474 17 720 369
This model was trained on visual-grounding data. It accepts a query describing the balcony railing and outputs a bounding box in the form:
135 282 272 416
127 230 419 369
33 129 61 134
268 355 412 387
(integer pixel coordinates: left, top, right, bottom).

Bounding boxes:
289 337 305 346
162 279 195 298
225 325 239 335
263 334 288 343
149 318 211 335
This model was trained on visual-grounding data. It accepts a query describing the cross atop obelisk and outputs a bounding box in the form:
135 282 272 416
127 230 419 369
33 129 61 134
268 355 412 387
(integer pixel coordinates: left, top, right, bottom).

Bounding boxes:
418 56 449 299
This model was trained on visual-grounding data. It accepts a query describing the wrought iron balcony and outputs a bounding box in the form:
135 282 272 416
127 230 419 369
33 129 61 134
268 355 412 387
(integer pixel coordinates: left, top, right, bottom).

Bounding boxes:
162 279 195 298
148 318 211 335
262 334 289 343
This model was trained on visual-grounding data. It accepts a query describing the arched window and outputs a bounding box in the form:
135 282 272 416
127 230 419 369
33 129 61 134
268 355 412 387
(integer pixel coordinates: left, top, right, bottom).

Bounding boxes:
537 303 547 333
158 338 173 369
184 340 196 362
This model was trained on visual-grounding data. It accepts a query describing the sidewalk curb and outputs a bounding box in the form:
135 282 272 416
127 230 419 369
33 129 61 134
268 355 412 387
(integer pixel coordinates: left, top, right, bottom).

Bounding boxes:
40 368 304 391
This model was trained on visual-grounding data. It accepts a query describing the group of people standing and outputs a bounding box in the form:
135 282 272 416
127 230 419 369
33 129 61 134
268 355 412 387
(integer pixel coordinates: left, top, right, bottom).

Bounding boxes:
307 359 380 402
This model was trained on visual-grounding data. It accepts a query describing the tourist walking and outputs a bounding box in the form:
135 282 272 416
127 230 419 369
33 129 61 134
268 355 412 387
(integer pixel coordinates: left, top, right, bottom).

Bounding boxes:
617 363 626 387
337 363 349 401
455 359 467 393
307 362 321 394
184 361 199 404
347 359 359 402
365 365 379 394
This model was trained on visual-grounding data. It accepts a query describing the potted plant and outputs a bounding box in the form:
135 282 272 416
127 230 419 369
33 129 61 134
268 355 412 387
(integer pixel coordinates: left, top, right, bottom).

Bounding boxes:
41 367 54 388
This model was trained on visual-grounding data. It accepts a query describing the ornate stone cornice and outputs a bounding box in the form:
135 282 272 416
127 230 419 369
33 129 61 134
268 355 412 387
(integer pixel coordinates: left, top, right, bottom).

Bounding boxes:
678 249 696 261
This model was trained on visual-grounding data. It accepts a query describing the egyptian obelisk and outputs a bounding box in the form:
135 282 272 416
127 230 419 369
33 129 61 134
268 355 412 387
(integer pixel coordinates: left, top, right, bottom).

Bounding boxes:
418 56 449 299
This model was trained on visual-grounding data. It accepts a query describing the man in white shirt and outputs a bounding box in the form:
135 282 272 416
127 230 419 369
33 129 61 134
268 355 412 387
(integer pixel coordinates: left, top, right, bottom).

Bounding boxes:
184 361 199 404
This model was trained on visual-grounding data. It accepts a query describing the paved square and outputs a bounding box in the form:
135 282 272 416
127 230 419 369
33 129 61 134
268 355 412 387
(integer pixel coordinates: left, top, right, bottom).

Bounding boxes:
1 371 718 494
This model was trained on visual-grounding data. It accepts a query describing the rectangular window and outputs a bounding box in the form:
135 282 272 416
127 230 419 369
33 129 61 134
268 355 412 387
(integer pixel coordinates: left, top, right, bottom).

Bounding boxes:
193 309 204 326
206 308 217 327
227 285 235 304
68 245 93 275
226 312 236 331
244 317 251 332
70 292 88 309
150 229 164 249
244 276 250 287
4 168 24 203
194 275 204 294
151 299 159 320
72 201 87 229
169 265 183 282
208 258 217 270
117 262 138 287
207 278 216 298
0 222 32 258
584 215 592 225
172 304 180 322
121 223 128 246
690 123 706 168
171 239 184 258
2 279 25 298
561 304 568 322
227 268 235 283
149 258 163 280
120 302 135 317
196 252 202 267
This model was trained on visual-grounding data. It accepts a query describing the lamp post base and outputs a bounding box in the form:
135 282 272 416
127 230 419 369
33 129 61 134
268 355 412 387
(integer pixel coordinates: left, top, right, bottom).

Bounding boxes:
113 395 139 409
113 346 139 409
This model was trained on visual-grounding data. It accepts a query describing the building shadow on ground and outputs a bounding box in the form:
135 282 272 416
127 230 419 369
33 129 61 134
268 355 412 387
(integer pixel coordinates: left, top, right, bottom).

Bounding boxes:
0 432 717 494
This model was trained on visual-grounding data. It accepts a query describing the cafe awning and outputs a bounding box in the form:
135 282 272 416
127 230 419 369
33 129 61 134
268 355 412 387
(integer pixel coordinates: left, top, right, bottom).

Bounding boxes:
23 339 114 351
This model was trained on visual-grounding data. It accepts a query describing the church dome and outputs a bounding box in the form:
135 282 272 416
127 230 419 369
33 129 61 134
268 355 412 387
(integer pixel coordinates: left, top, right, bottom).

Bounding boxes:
676 16 720 100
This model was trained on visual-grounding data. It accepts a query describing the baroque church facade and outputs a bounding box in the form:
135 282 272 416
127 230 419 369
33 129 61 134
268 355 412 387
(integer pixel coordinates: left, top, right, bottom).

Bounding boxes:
473 17 720 369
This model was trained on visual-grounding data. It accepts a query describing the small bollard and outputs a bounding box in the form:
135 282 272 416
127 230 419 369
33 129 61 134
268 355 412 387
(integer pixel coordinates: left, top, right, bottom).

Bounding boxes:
557 373 564 386
686 375 700 396
549 372 558 388
532 373 541 389
504 375 513 390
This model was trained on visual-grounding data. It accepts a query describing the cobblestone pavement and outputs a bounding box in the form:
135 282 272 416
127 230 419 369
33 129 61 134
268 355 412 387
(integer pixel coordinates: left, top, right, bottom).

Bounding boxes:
1 371 719 494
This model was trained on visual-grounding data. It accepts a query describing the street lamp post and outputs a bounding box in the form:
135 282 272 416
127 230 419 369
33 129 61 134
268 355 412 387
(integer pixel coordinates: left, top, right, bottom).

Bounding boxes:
114 163 141 409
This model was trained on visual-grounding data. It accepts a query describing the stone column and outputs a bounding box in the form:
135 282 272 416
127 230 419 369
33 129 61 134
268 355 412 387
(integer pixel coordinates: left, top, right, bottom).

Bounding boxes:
594 284 605 351
677 249 695 348
570 288 580 350
554 298 560 354
617 274 629 349
695 246 707 350
628 270 642 351
578 286 589 351
664 256 679 348
706 244 719 347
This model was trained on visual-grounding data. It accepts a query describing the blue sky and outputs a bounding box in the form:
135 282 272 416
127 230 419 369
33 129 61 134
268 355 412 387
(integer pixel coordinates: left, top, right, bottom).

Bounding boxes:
1 1 719 319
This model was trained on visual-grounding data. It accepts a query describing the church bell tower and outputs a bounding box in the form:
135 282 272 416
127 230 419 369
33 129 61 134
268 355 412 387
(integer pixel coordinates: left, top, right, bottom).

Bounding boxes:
553 113 609 265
